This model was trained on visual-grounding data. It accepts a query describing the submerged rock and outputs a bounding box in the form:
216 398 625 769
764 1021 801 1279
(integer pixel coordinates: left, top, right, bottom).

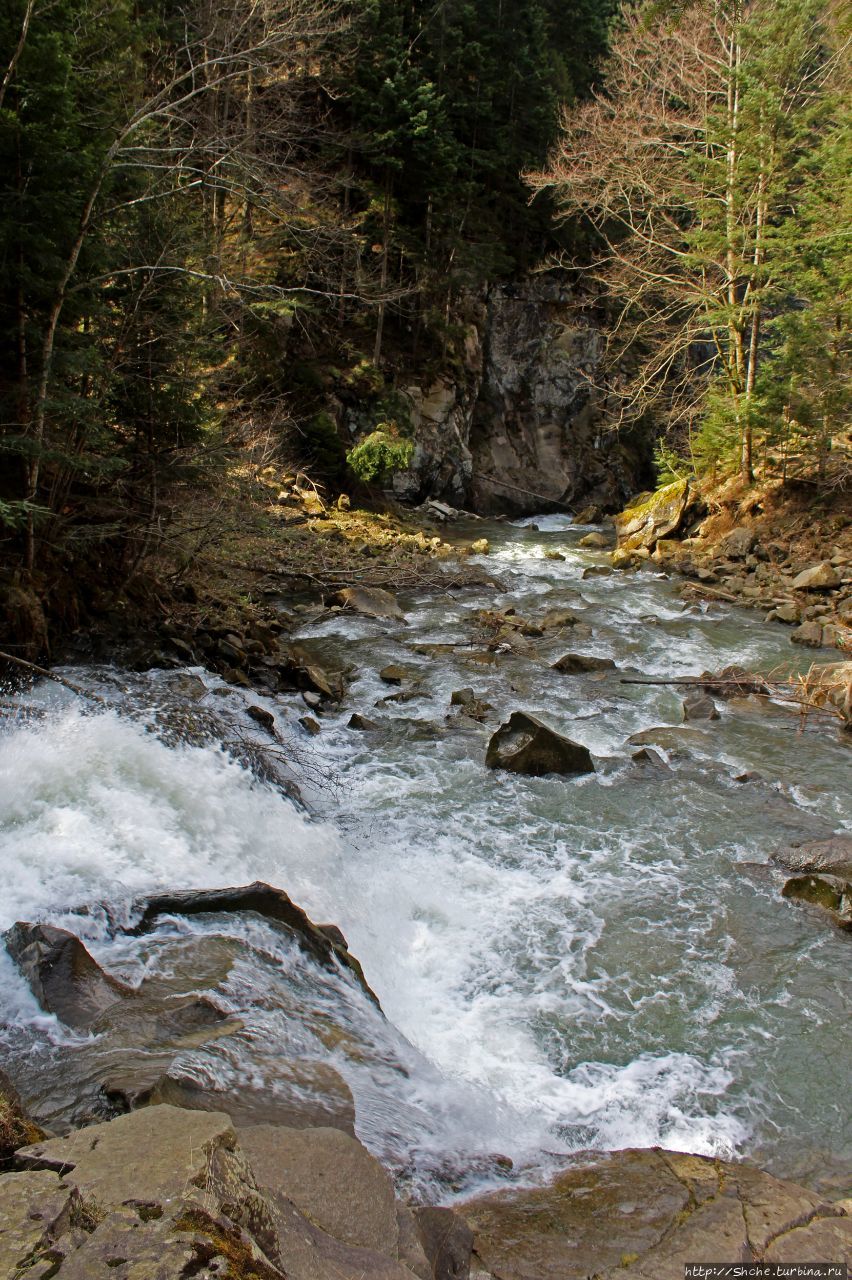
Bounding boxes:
486 712 594 777
782 874 852 933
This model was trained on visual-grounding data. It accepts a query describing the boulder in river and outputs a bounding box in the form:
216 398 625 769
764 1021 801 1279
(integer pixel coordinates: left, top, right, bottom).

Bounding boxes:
486 712 594 777
348 712 380 731
552 653 616 674
578 531 611 549
4 922 133 1029
129 882 379 1004
335 586 407 622
682 692 720 721
781 874 852 933
773 833 852 878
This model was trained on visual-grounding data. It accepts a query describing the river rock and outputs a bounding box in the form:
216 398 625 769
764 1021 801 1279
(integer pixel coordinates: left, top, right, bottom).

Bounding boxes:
336 586 407 622
18 1104 240 1205
486 712 594 776
379 664 409 685
582 564 613 578
781 874 852 932
470 538 490 555
247 704 277 732
0 1068 46 1163
790 620 825 646
614 479 690 553
552 653 616 674
791 561 841 591
4 922 133 1029
239 1126 397 1255
579 531 610 548
459 1148 848 1280
146 1061 356 1135
0 1171 80 1278
543 549 565 560
682 693 720 721
412 1207 474 1280
349 712 380 731
129 882 378 1004
774 834 852 878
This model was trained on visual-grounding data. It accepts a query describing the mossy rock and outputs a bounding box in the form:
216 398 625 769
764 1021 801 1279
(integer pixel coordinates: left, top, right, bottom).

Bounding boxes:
615 479 690 551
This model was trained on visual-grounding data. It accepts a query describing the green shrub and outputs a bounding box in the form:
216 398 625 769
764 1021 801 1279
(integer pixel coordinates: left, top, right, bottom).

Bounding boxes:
347 425 414 484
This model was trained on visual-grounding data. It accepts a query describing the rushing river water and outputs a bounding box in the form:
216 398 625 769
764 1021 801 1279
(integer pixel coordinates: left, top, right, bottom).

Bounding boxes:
1 516 849 1200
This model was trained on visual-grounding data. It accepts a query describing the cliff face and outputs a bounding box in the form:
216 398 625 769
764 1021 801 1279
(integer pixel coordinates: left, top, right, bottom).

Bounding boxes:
391 275 652 515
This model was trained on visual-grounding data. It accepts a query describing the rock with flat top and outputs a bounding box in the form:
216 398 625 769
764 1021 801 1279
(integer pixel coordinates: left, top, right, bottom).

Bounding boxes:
682 693 720 721
0 1171 78 1278
791 620 825 647
579 531 610 548
239 1126 398 1255
781 874 852 932
17 1105 237 1205
486 712 594 776
792 561 841 591
458 1149 849 1280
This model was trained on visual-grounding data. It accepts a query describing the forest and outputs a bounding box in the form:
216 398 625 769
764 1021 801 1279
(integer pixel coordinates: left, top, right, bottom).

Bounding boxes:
0 0 848 621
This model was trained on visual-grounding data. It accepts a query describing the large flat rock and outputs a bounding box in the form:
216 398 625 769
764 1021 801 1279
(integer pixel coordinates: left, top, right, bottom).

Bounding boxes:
459 1149 850 1280
238 1125 398 1254
17 1104 237 1206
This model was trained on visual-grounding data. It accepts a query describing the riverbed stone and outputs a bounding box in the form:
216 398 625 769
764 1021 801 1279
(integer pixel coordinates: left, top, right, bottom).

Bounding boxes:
0 1170 79 1277
486 712 594 776
781 873 852 931
349 712 380 731
579 531 610 548
774 834 852 878
412 1207 474 1280
17 1104 237 1204
336 587 407 622
238 1126 398 1255
791 561 841 591
682 692 720 721
791 620 825 646
552 653 616 674
128 881 377 1002
614 479 690 552
4 922 134 1029
379 664 410 684
140 1059 356 1134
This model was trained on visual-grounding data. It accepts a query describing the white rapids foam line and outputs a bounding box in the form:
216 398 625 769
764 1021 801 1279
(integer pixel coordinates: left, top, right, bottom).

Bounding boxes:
0 698 749 1169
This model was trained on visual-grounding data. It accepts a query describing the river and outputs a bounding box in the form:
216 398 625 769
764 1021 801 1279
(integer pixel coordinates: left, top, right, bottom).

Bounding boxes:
1 515 849 1200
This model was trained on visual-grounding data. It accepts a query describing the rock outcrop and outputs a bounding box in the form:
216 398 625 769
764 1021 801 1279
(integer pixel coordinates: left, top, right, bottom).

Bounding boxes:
387 276 651 515
460 1148 852 1280
7 1115 849 1280
469 278 646 515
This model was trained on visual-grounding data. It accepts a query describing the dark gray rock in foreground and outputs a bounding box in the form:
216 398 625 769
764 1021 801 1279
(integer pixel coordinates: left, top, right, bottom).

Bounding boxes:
486 712 594 777
3 922 134 1029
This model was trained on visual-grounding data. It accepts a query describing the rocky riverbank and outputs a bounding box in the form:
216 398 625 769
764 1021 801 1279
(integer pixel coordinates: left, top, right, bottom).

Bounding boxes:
610 475 851 656
3 1104 850 1279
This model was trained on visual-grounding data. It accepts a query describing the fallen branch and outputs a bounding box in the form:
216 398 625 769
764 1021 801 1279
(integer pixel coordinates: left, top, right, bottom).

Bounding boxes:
0 650 117 706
